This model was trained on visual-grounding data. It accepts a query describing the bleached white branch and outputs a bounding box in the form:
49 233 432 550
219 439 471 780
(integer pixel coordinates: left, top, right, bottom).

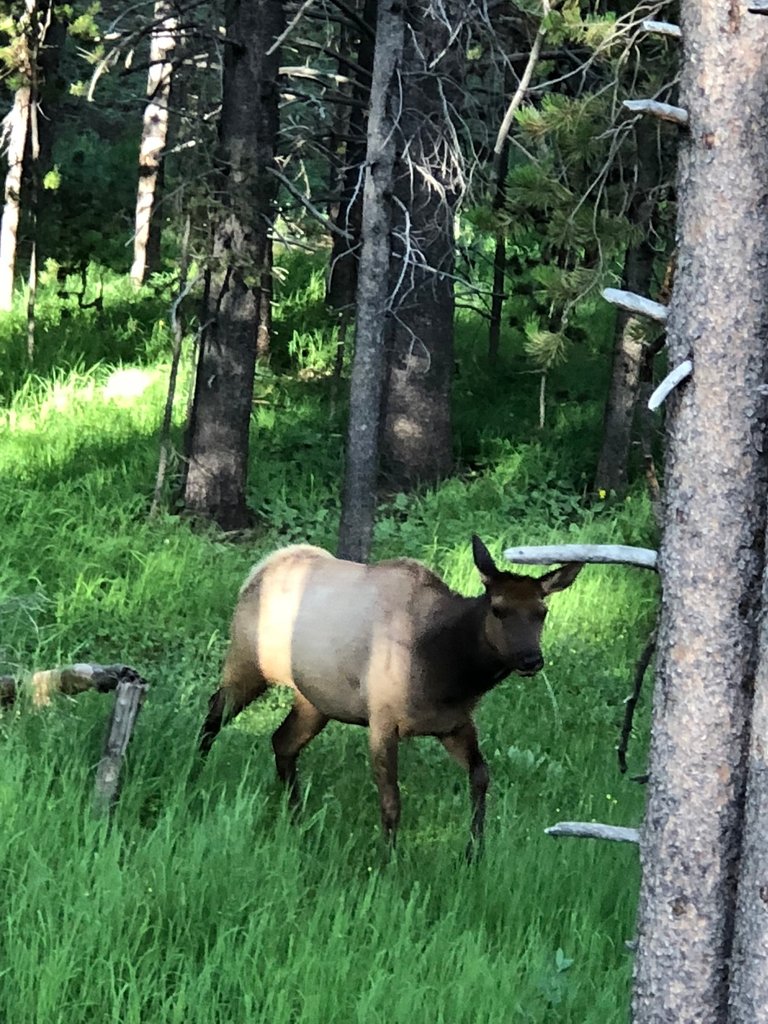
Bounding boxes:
623 99 689 126
504 545 658 570
602 287 668 323
545 821 641 844
642 20 681 38
648 359 693 411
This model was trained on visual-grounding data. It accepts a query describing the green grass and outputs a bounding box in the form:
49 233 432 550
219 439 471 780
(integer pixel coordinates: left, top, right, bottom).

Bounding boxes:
0 267 657 1023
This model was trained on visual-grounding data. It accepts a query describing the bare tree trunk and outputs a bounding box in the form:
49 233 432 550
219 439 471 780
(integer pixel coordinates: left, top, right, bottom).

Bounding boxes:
23 0 65 356
729 548 768 1022
0 84 30 312
337 0 404 562
256 236 272 361
631 8 768 1024
379 0 466 490
594 119 664 496
130 0 177 286
488 140 509 366
183 0 283 530
326 0 376 316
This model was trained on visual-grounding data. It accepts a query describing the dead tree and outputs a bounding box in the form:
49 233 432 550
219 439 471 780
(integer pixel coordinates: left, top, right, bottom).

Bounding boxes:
130 0 178 286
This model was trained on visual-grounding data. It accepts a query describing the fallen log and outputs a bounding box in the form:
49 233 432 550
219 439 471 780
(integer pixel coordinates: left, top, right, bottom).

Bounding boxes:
30 662 136 707
93 671 150 816
1 662 150 816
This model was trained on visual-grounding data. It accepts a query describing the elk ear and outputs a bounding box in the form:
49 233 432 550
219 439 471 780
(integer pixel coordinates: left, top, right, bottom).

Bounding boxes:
539 562 583 596
472 535 500 585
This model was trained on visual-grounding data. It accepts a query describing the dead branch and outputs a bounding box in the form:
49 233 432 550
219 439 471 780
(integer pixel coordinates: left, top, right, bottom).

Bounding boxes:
642 19 681 37
545 821 641 843
648 359 693 410
602 287 668 323
623 99 689 126
503 544 658 570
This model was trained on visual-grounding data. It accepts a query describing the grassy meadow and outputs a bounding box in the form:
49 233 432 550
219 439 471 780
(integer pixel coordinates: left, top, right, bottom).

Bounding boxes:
0 263 659 1023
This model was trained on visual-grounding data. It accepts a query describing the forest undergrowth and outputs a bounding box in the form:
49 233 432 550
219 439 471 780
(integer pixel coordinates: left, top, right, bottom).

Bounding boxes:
0 263 659 1023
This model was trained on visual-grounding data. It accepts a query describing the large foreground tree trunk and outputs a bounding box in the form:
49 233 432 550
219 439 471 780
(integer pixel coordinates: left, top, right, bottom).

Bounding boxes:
379 0 466 490
337 0 404 561
130 0 178 286
631 7 768 1024
183 0 283 529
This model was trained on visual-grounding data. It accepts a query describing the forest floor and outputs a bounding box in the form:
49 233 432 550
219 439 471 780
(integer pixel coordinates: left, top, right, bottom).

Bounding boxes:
0 263 659 1023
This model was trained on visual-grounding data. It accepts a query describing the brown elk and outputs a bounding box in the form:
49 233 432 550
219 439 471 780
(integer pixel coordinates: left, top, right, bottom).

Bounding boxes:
199 536 581 853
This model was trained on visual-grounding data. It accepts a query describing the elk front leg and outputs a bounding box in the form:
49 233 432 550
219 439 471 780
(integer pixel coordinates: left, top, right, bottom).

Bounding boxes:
369 722 400 846
440 720 490 859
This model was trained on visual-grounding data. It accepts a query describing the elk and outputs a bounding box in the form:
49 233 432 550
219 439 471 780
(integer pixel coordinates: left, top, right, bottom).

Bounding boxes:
199 536 581 853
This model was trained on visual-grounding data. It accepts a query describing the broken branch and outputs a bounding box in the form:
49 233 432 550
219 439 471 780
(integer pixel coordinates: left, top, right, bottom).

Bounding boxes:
545 821 641 844
503 544 658 570
602 287 668 323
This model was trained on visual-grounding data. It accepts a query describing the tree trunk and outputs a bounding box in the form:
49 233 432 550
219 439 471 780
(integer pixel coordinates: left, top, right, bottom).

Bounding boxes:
130 0 177 286
337 0 404 562
488 140 509 366
729 551 768 1022
594 119 663 496
182 0 283 530
0 84 31 311
631 8 768 1024
379 0 466 490
25 0 66 358
326 0 376 317
256 236 272 361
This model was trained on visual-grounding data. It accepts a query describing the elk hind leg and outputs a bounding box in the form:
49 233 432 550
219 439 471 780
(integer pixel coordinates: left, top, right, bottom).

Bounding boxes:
369 721 401 846
271 692 328 808
199 657 268 757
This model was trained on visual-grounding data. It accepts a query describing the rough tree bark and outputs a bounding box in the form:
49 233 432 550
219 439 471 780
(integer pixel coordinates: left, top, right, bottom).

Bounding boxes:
183 0 283 529
337 0 404 561
130 0 178 286
380 0 466 490
631 7 768 1024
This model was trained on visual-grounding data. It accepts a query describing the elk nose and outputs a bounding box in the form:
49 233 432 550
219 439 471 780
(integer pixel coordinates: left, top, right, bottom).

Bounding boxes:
519 653 544 674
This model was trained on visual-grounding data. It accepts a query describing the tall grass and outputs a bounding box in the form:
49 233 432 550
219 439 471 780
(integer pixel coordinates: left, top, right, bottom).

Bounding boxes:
0 266 657 1022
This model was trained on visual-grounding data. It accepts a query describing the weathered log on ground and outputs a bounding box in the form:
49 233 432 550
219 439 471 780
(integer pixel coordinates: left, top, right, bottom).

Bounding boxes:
31 662 138 707
93 670 150 816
